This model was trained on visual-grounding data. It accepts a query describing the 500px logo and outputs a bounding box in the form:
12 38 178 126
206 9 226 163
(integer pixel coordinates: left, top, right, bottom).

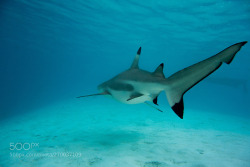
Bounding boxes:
10 142 39 151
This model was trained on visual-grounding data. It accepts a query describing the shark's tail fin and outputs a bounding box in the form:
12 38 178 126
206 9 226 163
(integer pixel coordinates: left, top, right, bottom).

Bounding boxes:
165 41 247 119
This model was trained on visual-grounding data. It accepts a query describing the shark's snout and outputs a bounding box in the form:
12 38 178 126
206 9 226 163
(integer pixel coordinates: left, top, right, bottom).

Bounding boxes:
97 84 104 93
98 82 108 93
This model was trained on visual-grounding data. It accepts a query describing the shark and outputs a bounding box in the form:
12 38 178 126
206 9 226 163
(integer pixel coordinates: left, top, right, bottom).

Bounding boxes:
78 41 247 119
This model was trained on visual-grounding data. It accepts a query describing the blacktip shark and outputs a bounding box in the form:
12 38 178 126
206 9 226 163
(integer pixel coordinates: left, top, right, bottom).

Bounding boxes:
78 41 247 119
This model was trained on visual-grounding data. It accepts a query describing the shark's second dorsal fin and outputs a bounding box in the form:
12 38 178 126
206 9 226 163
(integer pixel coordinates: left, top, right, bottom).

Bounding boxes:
130 47 141 69
153 63 165 78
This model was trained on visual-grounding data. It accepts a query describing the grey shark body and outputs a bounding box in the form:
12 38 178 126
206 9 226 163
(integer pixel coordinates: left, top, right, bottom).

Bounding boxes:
79 41 247 119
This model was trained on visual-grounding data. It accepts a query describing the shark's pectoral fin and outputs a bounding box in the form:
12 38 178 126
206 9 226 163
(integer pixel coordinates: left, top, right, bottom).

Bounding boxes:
127 92 144 101
145 102 163 112
77 91 109 98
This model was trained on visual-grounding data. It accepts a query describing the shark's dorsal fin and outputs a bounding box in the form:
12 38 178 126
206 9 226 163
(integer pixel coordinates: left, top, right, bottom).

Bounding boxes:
130 47 141 69
153 63 165 78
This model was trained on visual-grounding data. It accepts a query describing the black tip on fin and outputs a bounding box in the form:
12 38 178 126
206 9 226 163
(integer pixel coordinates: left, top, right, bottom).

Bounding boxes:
171 98 184 119
153 63 165 78
137 47 141 55
241 41 247 46
153 96 158 105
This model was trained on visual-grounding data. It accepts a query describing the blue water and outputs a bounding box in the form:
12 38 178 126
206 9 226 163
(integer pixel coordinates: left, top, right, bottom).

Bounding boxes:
1 0 250 166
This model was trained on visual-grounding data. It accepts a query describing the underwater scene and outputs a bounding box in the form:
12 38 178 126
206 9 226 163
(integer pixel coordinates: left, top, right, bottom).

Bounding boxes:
0 0 250 166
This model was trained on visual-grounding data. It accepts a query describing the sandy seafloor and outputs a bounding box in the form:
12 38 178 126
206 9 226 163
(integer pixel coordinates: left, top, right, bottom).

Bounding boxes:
1 98 250 167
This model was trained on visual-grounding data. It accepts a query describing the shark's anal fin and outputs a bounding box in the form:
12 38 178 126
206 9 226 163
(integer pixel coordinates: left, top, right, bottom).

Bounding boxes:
153 63 165 78
153 96 158 105
127 92 143 101
130 47 141 69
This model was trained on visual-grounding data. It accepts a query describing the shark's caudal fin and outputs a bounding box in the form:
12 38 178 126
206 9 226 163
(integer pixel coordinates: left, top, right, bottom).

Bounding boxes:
165 41 247 119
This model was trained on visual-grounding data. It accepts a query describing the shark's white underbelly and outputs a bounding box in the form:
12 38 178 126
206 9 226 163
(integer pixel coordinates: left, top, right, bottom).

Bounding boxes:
109 90 152 104
107 81 164 104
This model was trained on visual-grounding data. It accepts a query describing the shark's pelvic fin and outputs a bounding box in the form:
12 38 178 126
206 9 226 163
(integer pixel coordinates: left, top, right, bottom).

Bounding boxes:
165 41 247 119
153 96 158 105
130 47 141 69
77 92 109 98
153 63 165 78
127 92 143 101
